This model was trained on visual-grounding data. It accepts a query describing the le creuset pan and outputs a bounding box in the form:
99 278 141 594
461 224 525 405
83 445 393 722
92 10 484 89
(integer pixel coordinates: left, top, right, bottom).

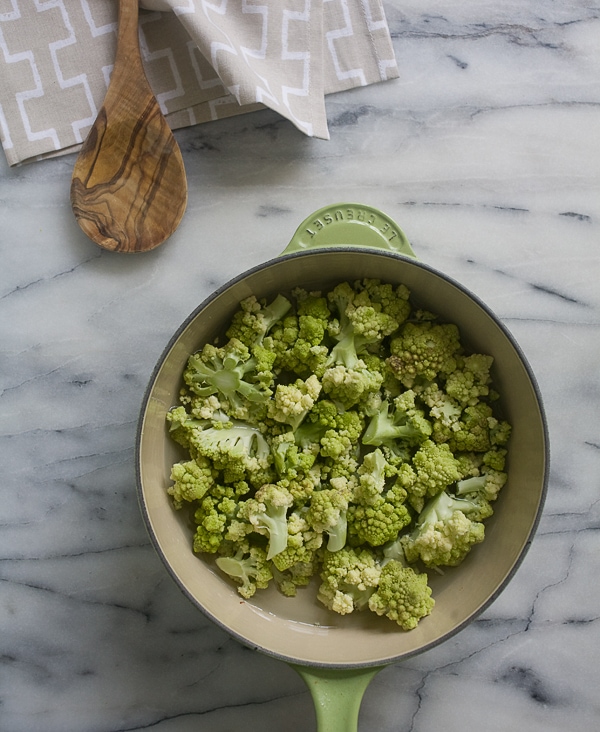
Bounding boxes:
136 203 548 731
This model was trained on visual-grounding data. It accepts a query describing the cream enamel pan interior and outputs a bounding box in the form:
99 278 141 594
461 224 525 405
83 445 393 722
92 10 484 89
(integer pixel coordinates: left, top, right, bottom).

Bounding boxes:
136 205 548 672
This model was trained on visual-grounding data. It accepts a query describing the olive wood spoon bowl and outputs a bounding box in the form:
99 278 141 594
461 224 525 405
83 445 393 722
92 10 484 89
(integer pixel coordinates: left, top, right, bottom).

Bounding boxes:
70 0 187 252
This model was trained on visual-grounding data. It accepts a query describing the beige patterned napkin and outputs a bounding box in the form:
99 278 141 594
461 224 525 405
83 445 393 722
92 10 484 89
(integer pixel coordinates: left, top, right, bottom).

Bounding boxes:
0 0 398 167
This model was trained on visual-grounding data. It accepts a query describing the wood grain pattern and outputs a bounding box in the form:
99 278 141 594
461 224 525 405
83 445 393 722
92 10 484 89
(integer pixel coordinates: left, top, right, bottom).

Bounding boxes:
70 0 187 253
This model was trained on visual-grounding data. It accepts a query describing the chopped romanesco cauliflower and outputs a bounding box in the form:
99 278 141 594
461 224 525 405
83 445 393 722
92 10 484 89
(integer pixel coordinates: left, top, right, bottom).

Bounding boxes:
388 321 462 387
368 560 435 630
268 374 322 430
168 457 216 508
215 543 273 599
318 546 382 614
166 277 512 630
236 483 295 560
401 490 487 567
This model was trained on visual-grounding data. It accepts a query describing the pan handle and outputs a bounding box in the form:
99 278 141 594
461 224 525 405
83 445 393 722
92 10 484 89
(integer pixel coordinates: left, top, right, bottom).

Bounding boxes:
291 664 385 732
281 203 416 258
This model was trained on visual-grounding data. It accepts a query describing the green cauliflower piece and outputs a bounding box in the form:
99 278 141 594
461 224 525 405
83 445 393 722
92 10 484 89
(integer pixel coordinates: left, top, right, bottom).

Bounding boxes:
326 452 361 483
236 483 294 560
317 546 382 615
362 390 432 449
347 480 412 548
271 554 321 598
294 398 339 448
445 353 494 406
306 485 352 552
319 410 365 461
408 439 462 512
433 402 511 453
418 381 463 429
267 374 322 430
215 543 273 599
388 321 462 387
456 468 507 506
275 472 321 506
367 560 435 630
166 405 209 450
326 281 400 371
456 472 502 501
354 448 390 505
270 509 324 573
168 457 216 508
276 291 331 377
225 293 293 347
321 362 383 409
192 483 246 554
401 490 486 568
356 279 412 324
271 431 318 480
187 418 273 486
320 282 400 409
183 338 272 419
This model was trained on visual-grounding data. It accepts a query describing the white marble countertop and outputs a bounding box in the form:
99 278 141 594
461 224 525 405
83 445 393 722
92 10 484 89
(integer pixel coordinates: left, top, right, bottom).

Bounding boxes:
1 2 599 731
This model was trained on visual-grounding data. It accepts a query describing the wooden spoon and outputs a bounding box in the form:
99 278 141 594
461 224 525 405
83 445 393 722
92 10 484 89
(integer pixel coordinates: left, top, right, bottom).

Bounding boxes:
70 0 187 253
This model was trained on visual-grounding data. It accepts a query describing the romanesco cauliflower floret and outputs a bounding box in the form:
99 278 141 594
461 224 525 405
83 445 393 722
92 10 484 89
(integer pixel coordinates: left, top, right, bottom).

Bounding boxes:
306 485 352 552
192 420 269 462
293 399 339 448
166 405 210 450
356 279 412 324
318 547 382 615
445 353 494 406
325 451 361 482
408 439 462 512
433 402 510 453
215 542 273 599
192 484 244 554
489 416 512 447
276 292 331 377
319 409 365 460
388 321 462 387
362 390 432 449
275 468 321 506
367 560 434 630
271 553 322 597
418 381 462 428
401 490 486 567
347 303 400 345
184 418 273 487
483 447 508 472
168 458 216 508
267 374 322 430
347 481 412 548
183 338 272 419
454 451 485 479
270 509 324 572
354 448 390 505
225 293 292 347
236 483 294 560
262 312 300 366
456 468 507 504
326 281 400 371
184 394 223 421
293 289 331 320
271 431 318 480
321 362 383 409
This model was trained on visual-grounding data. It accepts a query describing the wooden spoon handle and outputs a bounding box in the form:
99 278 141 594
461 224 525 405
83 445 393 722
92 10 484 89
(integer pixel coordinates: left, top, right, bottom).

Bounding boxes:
112 0 144 87
70 0 187 252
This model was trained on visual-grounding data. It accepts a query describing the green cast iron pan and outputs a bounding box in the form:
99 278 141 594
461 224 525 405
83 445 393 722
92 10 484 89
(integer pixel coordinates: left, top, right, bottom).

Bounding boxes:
136 204 549 731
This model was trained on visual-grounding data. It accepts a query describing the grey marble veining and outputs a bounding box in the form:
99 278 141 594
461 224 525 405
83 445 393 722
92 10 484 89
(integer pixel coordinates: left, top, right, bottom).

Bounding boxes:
1 2 599 730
